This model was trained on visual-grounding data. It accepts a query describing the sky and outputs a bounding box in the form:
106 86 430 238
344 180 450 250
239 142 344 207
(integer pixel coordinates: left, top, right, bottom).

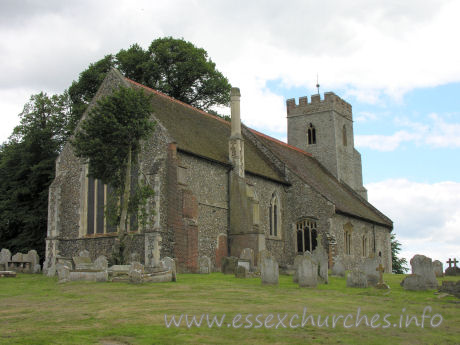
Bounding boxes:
1 0 459 270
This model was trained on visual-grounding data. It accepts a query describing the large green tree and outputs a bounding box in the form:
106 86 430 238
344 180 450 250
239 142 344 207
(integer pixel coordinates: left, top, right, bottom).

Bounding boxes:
71 86 154 235
391 233 408 274
68 37 231 126
0 93 72 259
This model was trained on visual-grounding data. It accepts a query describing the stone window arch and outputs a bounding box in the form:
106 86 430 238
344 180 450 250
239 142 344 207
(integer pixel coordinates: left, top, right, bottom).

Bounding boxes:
342 125 347 146
344 222 353 255
307 123 317 145
296 219 317 253
269 192 281 238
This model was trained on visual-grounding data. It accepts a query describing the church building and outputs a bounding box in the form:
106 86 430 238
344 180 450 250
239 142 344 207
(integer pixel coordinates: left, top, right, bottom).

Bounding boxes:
44 69 393 274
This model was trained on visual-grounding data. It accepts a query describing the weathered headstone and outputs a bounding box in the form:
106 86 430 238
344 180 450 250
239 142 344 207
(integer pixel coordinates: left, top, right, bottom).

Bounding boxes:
359 257 380 287
261 254 279 285
0 249 12 266
152 233 162 268
433 260 443 277
199 256 211 274
237 259 250 272
331 259 346 277
161 257 177 282
12 253 24 262
312 240 328 284
297 255 318 288
94 256 109 271
346 270 368 288
240 248 254 269
33 264 41 274
73 256 94 270
56 263 70 283
401 254 438 290
221 256 238 274
79 250 90 258
292 255 304 283
129 262 144 284
439 280 460 298
235 265 248 278
26 250 40 270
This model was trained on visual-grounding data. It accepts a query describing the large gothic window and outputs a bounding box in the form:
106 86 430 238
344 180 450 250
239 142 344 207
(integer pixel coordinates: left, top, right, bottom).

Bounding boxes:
307 123 316 145
296 219 317 253
83 163 139 236
269 192 281 238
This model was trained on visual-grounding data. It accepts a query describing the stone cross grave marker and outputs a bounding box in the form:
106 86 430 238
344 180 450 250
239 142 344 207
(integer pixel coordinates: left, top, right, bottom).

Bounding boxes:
446 258 453 268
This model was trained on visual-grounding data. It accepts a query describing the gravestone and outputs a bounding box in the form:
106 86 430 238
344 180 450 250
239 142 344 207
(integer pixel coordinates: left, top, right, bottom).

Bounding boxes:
235 265 248 278
94 256 109 271
346 270 368 288
261 254 279 285
359 257 380 287
433 260 443 277
221 256 238 274
445 258 460 276
240 248 254 269
331 259 346 277
297 255 318 288
12 253 24 262
129 262 144 284
73 256 94 270
26 250 40 270
0 271 16 278
401 254 438 290
199 256 211 274
439 280 460 298
292 255 304 283
152 233 162 268
0 249 11 269
161 257 177 282
375 264 390 290
79 250 90 258
312 239 328 284
56 263 70 283
237 259 250 272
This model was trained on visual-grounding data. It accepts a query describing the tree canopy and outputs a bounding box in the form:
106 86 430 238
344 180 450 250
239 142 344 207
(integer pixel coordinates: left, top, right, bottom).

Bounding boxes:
68 37 231 127
391 233 408 274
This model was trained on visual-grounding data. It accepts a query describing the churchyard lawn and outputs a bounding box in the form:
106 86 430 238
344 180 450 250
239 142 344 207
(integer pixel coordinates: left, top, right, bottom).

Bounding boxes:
0 273 459 345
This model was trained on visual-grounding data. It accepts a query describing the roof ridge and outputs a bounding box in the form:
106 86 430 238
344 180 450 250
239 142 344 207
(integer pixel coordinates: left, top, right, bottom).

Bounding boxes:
125 77 231 126
249 128 313 157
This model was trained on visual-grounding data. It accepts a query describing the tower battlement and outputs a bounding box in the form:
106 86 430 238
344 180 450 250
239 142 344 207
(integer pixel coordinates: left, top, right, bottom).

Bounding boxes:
286 92 352 120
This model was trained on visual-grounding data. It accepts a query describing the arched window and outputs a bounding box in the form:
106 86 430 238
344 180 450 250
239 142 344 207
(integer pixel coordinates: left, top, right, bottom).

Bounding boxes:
342 125 347 146
296 219 317 253
269 192 281 238
307 123 317 145
344 222 353 255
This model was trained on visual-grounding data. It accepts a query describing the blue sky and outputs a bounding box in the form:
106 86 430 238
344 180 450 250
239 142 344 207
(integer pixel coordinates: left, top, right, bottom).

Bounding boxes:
0 0 459 268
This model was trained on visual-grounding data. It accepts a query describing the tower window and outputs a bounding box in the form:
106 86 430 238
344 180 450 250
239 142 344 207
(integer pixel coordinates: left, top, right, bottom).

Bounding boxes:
307 123 316 145
344 222 352 255
342 125 347 146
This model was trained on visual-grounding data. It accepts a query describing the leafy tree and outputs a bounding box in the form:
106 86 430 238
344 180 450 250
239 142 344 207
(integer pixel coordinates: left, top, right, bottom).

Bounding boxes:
68 37 231 128
0 92 71 259
391 233 408 274
71 86 154 234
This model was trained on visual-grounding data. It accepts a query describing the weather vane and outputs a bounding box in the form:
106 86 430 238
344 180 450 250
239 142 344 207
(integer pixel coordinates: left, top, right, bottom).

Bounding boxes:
316 73 320 95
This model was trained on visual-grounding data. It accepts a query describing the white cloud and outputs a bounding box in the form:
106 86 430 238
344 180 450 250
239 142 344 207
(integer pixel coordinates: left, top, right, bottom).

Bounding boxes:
1 0 460 141
356 114 460 151
355 111 378 122
366 179 460 268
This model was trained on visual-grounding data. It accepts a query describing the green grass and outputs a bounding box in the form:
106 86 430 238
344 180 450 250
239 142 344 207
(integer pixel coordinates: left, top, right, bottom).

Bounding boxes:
0 273 459 345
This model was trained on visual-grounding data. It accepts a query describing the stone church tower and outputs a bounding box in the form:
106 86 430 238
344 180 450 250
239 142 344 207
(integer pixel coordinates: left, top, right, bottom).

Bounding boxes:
286 92 368 200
